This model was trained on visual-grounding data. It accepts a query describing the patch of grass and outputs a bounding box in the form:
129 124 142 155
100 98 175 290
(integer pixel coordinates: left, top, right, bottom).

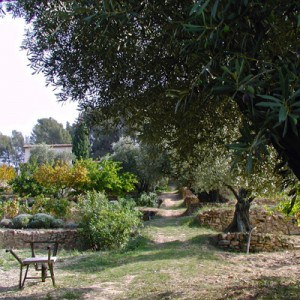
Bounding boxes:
56 216 220 292
1 203 299 300
1 249 32 271
255 277 300 300
124 234 151 252
60 289 84 299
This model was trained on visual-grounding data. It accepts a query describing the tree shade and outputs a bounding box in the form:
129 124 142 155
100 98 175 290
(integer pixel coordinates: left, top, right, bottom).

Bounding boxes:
5 1 300 179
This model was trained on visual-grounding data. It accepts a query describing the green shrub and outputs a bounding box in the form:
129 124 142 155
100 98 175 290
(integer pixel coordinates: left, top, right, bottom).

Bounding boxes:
12 214 33 229
0 199 20 218
0 218 13 228
64 222 78 229
78 158 137 197
10 163 47 197
135 192 158 207
0 201 3 220
51 218 65 228
28 213 54 229
276 195 300 225
31 196 71 219
78 191 142 250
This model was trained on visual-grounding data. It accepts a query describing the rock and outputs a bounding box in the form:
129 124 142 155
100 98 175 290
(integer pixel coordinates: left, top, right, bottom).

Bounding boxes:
230 241 239 246
218 240 230 246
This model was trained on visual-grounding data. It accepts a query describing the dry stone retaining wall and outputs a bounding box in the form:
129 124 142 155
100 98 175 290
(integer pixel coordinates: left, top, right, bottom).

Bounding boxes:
181 186 300 252
0 229 82 250
181 188 200 215
216 232 297 252
196 206 300 235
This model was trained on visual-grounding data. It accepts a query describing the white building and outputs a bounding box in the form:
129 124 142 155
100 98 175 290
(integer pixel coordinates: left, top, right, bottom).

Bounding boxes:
23 144 73 163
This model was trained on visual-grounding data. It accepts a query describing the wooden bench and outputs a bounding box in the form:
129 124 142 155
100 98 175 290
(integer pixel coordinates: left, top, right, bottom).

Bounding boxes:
6 241 58 289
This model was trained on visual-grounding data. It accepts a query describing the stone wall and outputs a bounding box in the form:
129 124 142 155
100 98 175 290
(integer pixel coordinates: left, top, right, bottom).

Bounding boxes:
196 204 300 252
196 206 300 235
0 229 82 250
216 232 297 252
181 188 300 252
181 188 200 215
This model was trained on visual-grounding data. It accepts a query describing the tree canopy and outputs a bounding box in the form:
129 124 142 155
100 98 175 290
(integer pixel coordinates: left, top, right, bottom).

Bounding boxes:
6 1 300 179
112 136 171 192
0 130 24 167
72 120 90 160
30 118 72 145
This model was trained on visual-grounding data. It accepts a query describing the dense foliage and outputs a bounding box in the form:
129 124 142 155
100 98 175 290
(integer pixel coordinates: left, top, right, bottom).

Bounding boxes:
28 143 75 165
134 192 158 208
78 191 142 250
0 164 16 183
10 162 46 197
112 136 170 192
72 120 90 159
6 0 300 176
33 160 88 197
30 118 72 144
77 158 137 196
11 158 137 198
30 196 70 218
0 130 24 167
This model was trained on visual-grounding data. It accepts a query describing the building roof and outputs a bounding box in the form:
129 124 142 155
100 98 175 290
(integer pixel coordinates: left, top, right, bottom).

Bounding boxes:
23 144 72 149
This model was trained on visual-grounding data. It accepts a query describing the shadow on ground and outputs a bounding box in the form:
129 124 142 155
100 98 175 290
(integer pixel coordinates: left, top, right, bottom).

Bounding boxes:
59 232 218 274
0 287 93 300
218 275 300 300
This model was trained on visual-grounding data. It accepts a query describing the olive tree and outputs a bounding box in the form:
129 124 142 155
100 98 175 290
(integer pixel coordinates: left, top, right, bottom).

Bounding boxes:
112 136 171 193
5 0 300 228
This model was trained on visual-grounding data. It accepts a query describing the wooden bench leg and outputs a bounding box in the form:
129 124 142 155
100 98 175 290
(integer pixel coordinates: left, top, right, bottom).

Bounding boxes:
48 263 55 287
19 265 23 289
20 265 29 289
41 264 48 282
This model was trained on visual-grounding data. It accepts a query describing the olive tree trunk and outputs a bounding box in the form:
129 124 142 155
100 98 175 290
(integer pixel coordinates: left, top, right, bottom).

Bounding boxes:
225 186 254 233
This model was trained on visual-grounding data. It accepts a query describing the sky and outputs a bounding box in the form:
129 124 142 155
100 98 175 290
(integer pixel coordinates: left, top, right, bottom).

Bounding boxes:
0 15 79 138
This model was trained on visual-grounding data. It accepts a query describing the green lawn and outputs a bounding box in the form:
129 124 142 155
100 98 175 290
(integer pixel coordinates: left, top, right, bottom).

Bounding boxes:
0 216 299 299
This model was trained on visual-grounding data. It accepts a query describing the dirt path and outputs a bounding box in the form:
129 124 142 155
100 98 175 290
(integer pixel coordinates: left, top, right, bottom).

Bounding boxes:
155 191 186 218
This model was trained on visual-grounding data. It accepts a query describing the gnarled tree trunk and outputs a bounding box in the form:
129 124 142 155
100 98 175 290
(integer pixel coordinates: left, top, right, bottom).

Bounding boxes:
225 186 254 233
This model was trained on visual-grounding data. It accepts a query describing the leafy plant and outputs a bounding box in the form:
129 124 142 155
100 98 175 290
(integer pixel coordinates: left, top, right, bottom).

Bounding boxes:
0 164 16 183
33 161 89 197
31 196 71 219
276 195 300 225
135 192 158 207
10 162 46 197
12 213 33 229
1 199 19 218
78 191 142 250
51 218 65 228
28 213 55 229
79 157 137 196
